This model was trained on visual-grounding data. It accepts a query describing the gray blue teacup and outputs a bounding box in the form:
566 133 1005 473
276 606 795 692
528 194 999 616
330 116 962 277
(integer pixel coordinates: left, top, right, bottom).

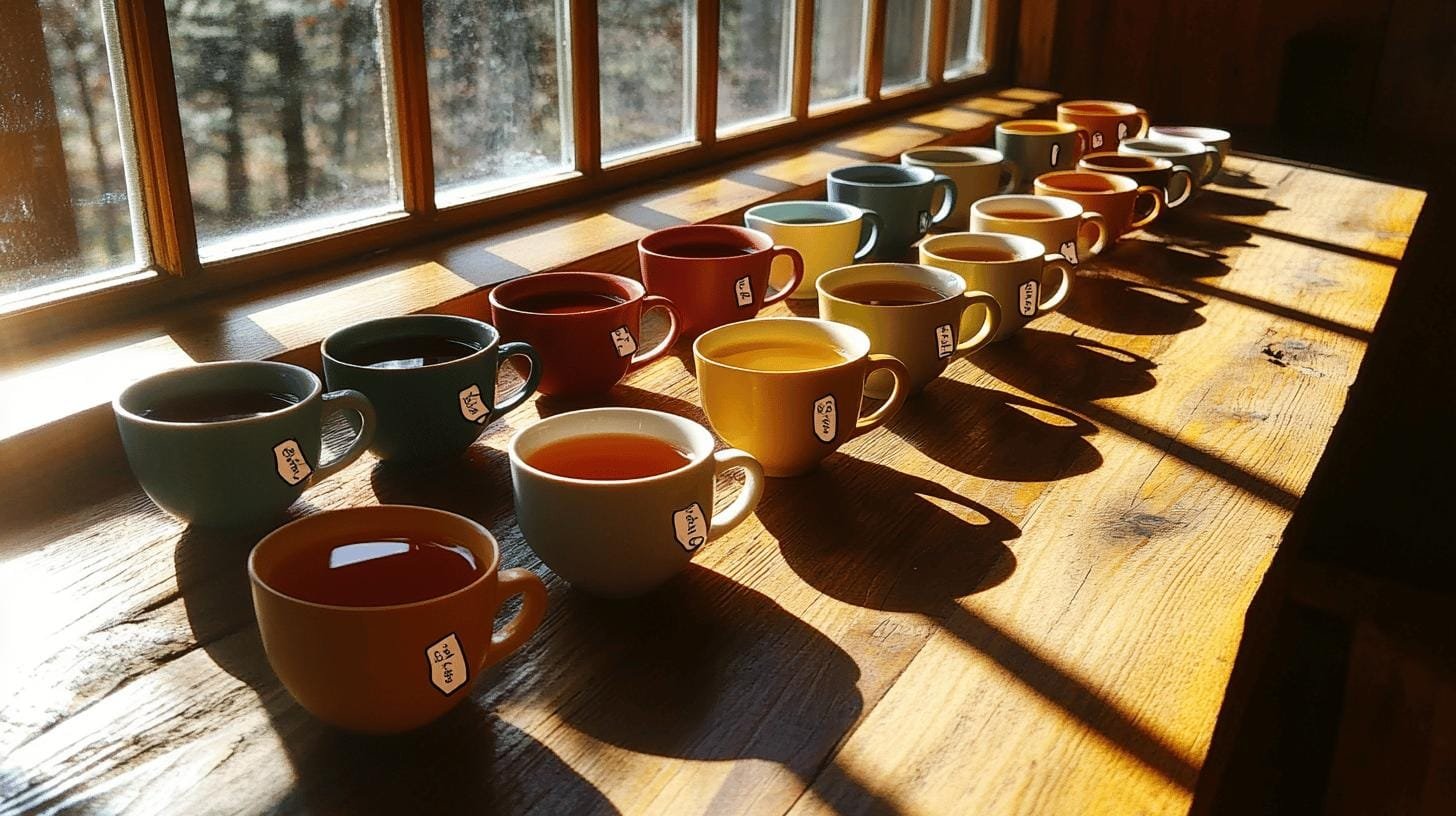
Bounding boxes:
827 164 957 258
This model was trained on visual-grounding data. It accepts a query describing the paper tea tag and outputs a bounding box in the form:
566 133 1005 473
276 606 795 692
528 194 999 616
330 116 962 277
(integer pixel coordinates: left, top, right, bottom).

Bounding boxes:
1118 122 1130 141
458 384 489 424
1050 143 1061 167
733 275 754 307
813 395 837 443
427 633 468 696
1091 131 1105 149
610 326 637 357
273 440 312 486
673 502 708 552
918 211 931 232
935 324 956 359
1059 240 1079 265
1018 281 1039 317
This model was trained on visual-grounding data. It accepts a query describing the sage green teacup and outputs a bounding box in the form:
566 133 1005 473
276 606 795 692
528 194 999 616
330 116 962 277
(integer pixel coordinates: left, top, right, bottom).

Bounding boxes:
115 361 376 527
817 263 1001 397
322 315 540 463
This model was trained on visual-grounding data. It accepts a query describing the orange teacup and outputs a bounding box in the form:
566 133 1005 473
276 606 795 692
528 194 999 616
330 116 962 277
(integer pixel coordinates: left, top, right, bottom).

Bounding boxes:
1033 170 1164 239
249 505 547 733
1057 100 1150 152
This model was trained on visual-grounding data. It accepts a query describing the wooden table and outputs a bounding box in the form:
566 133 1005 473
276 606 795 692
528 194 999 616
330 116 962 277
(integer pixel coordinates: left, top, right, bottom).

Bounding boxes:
0 156 1424 815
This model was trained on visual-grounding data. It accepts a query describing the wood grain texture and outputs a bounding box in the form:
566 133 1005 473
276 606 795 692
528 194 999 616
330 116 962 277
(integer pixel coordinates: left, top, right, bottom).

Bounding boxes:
0 157 1421 814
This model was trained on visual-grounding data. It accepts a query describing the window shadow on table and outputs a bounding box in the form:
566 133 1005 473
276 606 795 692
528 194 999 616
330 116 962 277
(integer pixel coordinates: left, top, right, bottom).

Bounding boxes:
1059 272 1208 336
971 327 1158 404
172 522 618 814
545 565 907 815
888 378 1102 483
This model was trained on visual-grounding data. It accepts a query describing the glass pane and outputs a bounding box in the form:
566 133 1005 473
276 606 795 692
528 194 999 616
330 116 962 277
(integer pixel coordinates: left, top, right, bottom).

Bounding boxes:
599 0 695 161
945 0 988 77
426 0 573 204
167 0 401 259
2 0 142 304
717 0 793 132
882 0 930 91
810 0 867 107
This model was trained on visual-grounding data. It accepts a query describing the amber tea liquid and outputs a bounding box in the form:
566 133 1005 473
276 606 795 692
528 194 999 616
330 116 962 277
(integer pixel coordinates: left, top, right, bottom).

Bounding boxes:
269 536 483 607
526 433 693 480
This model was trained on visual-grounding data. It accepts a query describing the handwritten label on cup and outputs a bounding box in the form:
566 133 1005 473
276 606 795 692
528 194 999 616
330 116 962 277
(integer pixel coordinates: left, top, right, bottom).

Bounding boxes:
1018 281 1039 317
813 395 837 443
1118 122 1130 141
1091 132 1105 149
427 632 468 696
273 440 312 486
458 385 489 424
672 502 708 552
610 326 637 358
935 324 955 359
1059 240 1079 265
733 275 754 307
1050 143 1061 167
918 211 931 232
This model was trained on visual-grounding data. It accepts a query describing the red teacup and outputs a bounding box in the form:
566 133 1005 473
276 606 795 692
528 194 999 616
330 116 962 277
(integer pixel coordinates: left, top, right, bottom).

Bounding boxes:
490 271 681 398
638 225 804 338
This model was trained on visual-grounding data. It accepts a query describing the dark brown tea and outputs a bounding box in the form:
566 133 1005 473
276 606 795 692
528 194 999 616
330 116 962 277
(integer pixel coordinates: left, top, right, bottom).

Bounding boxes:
985 209 1053 220
512 291 626 314
527 433 693 480
934 246 1019 262
835 280 946 306
344 336 483 369
662 242 757 258
268 536 482 607
139 389 300 422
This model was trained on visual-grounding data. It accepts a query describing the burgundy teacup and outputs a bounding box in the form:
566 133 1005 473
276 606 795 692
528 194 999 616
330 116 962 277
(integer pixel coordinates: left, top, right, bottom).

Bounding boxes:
638 225 804 339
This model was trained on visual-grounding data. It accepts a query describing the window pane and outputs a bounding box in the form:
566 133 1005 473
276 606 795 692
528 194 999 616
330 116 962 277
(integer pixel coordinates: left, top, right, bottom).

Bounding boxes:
882 0 930 91
717 0 793 132
167 0 400 259
945 0 988 77
810 0 867 107
426 0 573 204
2 0 141 304
599 0 695 161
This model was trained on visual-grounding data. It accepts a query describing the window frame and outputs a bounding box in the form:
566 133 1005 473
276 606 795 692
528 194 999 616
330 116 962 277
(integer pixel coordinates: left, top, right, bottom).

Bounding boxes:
4 0 1010 340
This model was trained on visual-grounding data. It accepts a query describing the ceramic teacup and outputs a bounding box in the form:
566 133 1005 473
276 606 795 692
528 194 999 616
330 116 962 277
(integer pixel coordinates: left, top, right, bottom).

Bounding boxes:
1057 100 1150 151
826 164 957 258
995 120 1088 190
638 224 804 338
1149 125 1232 167
1034 170 1165 238
1078 152 1195 209
1120 136 1222 188
900 146 1019 230
919 232 1074 341
743 201 880 299
969 194 1109 267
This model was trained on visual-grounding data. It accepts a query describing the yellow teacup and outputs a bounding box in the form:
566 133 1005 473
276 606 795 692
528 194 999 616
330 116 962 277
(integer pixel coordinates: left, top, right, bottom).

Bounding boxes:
694 318 909 477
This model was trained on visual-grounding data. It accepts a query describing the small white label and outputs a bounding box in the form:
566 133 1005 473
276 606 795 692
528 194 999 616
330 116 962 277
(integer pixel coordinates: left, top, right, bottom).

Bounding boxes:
1018 281 1039 317
813 395 837 443
733 275 754 307
935 324 956 359
427 633 467 696
1060 240 1079 266
458 384 489 424
1117 122 1130 141
273 440 312 486
918 211 931 232
672 502 708 552
610 325 637 357
1091 131 1105 149
1050 143 1061 167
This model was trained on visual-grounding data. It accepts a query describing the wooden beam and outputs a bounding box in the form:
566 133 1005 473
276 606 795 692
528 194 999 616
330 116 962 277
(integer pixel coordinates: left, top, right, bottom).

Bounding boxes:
383 0 435 216
928 0 950 84
791 0 814 119
570 0 601 176
866 0 887 100
1015 0 1060 88
696 0 720 145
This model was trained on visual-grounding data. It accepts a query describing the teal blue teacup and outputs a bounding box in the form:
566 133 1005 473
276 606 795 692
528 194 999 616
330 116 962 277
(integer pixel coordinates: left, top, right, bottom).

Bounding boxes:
322 315 541 463
114 361 376 527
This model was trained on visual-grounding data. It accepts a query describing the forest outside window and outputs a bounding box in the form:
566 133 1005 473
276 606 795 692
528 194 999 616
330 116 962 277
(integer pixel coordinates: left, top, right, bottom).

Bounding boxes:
2 0 997 323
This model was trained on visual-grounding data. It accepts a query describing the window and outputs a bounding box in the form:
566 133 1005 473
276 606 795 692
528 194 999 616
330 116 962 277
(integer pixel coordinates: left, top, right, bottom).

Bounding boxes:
5 0 996 320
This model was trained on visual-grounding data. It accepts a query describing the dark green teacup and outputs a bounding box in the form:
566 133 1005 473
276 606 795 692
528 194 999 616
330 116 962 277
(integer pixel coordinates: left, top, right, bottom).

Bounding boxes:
114 361 376 527
322 315 541 463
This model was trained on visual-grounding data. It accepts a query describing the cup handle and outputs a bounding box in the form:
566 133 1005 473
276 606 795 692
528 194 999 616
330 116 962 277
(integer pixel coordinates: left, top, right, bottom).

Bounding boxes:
955 292 1002 355
761 245 805 305
493 341 540 415
627 295 681 371
1166 164 1195 208
1133 109 1150 139
853 211 882 261
311 389 376 483
929 174 958 227
1201 146 1224 184
853 355 909 439
998 162 1022 194
1037 253 1074 314
1077 211 1110 258
707 448 765 541
1127 185 1165 230
478 567 548 672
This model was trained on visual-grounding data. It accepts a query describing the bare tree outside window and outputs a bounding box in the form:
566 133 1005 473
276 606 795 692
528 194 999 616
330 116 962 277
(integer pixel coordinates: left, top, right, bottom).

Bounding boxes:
945 0 989 78
599 0 696 161
882 0 930 91
810 0 867 107
717 0 794 132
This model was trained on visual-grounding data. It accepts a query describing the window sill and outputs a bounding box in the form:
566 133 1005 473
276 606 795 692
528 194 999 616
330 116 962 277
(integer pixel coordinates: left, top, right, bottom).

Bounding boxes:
0 86 1058 496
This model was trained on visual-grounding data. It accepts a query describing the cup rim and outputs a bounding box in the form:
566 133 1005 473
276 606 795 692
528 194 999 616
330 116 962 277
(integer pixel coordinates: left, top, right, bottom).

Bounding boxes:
113 360 322 429
1034 170 1137 195
247 504 503 613
507 407 714 487
1120 135 1207 154
1058 99 1140 116
743 200 863 227
996 118 1076 135
1149 125 1231 142
972 193 1082 222
692 316 870 375
827 163 934 188
900 146 1004 167
320 314 500 375
489 270 644 318
638 224 773 259
817 262 966 308
1079 152 1171 172
921 231 1049 265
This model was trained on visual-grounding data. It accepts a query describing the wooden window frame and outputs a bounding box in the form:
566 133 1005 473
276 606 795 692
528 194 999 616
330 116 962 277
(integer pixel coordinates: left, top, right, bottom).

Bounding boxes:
4 0 1014 343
